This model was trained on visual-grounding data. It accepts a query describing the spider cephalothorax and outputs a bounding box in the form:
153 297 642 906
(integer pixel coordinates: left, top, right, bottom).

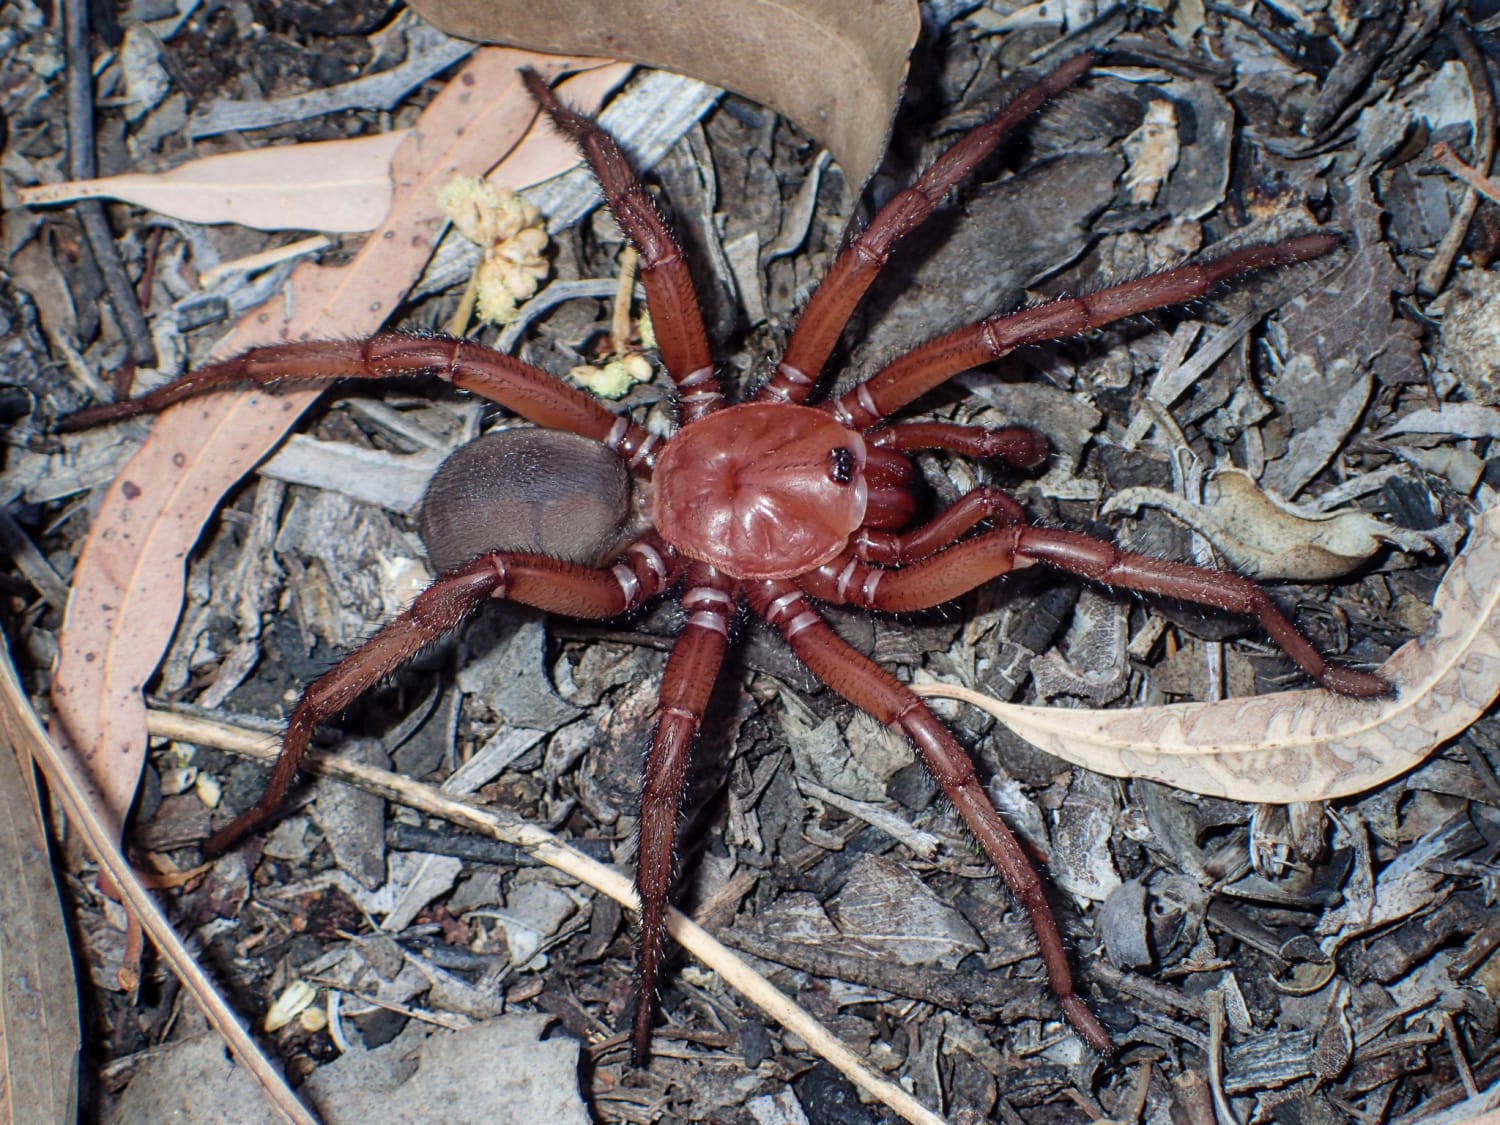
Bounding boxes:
64 53 1390 1062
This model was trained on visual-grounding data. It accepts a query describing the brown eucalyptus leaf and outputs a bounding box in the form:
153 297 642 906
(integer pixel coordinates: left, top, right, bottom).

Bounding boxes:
51 49 604 833
17 132 410 233
408 0 922 191
917 501 1500 805
0 679 80 1124
0 643 314 1124
18 64 628 236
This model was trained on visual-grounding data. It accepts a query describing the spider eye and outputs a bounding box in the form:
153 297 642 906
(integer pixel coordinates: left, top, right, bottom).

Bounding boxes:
828 447 855 485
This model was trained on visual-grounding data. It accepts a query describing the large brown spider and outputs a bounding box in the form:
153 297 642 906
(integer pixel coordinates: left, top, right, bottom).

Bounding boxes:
65 54 1390 1061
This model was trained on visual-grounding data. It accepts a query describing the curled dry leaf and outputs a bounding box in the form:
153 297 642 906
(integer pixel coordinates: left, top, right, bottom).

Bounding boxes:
408 0 921 191
1102 467 1432 581
918 501 1500 805
50 50 606 833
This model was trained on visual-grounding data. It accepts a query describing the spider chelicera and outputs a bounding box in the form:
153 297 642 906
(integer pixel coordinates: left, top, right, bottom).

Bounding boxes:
64 53 1390 1061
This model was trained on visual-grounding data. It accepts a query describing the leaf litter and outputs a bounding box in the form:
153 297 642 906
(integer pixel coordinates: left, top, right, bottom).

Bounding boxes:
4 0 1500 1123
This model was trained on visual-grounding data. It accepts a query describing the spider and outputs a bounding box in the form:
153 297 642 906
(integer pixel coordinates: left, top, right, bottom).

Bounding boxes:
64 53 1390 1062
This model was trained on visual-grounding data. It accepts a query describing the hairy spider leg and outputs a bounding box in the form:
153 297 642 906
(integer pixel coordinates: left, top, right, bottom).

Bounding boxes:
632 564 738 1063
868 420 1050 468
851 421 1044 563
57 334 658 468
523 69 724 422
853 487 1028 566
802 529 1391 698
826 235 1339 430
518 71 745 1062
205 538 680 853
757 52 1096 405
747 579 1114 1054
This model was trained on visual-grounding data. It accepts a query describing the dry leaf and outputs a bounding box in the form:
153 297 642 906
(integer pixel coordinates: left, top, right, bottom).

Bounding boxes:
1377 403 1500 440
16 132 410 233
1102 467 1430 581
489 64 635 188
50 50 604 833
832 855 984 969
0 688 80 1124
0 643 314 1125
918 500 1500 804
409 0 921 191
18 65 629 235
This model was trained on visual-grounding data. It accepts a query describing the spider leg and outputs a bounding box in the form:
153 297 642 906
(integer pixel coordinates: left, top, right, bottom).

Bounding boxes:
58 334 658 466
869 420 1048 469
854 488 1026 565
805 527 1391 698
206 538 679 853
826 235 1338 430
522 71 722 421
855 422 1042 562
633 564 738 1064
758 53 1095 405
746 579 1113 1055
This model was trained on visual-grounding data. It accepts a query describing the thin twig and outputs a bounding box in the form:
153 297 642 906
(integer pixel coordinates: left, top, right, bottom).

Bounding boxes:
60 0 157 371
0 652 314 1125
1419 23 1496 298
1432 142 1500 207
143 708 948 1125
1442 1011 1481 1099
1207 990 1242 1125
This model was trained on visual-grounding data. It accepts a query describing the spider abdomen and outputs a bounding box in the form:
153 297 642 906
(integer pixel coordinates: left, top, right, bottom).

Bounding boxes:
651 402 868 580
419 428 641 572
